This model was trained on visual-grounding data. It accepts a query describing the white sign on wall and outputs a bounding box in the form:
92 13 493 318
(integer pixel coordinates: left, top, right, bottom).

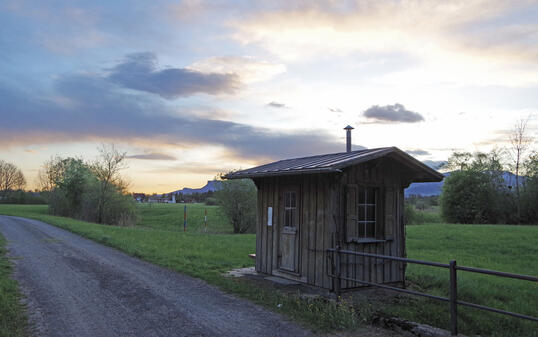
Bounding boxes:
267 207 273 226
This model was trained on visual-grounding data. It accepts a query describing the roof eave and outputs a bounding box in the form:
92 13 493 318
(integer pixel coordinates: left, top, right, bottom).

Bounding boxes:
223 167 343 179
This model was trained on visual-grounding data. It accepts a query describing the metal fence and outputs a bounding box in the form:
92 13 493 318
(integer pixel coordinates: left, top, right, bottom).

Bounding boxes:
326 246 538 336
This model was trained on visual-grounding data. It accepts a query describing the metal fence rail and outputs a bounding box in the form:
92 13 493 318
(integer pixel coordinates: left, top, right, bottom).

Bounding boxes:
326 246 538 336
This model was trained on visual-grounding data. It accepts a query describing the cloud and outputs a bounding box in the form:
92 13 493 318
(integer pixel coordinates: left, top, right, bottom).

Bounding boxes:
363 104 425 123
126 153 177 161
406 149 431 156
152 163 228 175
230 1 538 86
188 56 286 84
0 72 343 160
107 53 240 99
267 101 288 108
329 107 343 113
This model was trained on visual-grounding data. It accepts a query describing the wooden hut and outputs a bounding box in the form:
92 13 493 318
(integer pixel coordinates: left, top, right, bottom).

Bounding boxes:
225 129 443 291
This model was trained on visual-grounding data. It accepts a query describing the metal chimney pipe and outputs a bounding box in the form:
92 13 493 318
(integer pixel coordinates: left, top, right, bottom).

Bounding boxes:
344 125 354 152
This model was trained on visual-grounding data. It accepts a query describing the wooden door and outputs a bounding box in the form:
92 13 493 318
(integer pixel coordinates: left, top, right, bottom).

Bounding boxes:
279 189 300 273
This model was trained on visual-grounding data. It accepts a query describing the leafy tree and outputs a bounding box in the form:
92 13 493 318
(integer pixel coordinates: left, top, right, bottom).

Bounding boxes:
440 151 515 224
520 152 538 224
48 158 94 217
509 116 533 223
215 174 257 233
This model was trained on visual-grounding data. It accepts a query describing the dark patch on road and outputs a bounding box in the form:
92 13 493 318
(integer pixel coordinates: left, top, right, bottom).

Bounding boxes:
0 215 314 337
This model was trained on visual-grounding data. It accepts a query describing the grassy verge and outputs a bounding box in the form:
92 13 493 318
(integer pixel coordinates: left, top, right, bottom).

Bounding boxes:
0 233 28 337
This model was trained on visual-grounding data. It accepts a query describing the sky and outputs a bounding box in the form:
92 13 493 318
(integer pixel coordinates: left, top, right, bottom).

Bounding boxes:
1 0 538 193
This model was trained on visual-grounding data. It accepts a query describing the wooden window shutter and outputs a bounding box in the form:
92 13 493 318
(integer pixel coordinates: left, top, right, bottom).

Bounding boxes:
384 187 395 239
345 184 358 242
375 188 384 239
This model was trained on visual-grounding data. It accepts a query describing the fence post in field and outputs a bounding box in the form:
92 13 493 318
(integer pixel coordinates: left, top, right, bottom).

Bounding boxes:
184 205 187 232
449 260 458 336
334 245 341 298
204 209 207 232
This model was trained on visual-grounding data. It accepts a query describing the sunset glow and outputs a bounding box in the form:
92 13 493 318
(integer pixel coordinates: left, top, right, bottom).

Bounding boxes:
1 0 537 193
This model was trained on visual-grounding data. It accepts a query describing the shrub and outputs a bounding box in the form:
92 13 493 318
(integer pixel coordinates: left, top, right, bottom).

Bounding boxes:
215 177 257 234
204 197 218 206
44 146 137 226
520 153 538 224
440 152 516 224
405 203 442 225
404 203 417 225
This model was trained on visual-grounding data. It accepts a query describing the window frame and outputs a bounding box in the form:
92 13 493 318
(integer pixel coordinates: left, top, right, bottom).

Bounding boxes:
356 186 377 239
283 190 298 228
346 184 385 243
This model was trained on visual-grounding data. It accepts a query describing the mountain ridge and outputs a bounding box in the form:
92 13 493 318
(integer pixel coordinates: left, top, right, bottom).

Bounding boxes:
171 180 221 195
405 171 523 196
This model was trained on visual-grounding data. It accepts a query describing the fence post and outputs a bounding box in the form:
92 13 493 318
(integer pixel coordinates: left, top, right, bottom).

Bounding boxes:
449 260 458 336
183 204 187 232
204 209 207 232
334 245 341 298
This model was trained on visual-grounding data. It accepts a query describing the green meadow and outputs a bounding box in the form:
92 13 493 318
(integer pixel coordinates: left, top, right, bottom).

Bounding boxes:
385 224 538 337
0 204 537 336
135 203 232 233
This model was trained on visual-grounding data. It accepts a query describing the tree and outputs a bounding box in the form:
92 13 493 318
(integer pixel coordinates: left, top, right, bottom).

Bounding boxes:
520 152 538 224
443 152 473 171
509 116 533 223
48 157 94 217
37 156 66 192
215 174 256 233
440 151 514 224
44 145 136 226
0 160 26 198
91 144 128 224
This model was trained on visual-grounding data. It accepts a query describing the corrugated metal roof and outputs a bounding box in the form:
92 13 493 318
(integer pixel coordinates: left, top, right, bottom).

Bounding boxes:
224 147 444 182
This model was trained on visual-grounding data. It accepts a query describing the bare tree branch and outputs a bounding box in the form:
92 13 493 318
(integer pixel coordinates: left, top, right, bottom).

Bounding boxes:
0 160 26 197
509 115 534 223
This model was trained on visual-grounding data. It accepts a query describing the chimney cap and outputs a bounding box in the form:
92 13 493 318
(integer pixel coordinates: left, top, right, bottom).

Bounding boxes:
344 125 354 130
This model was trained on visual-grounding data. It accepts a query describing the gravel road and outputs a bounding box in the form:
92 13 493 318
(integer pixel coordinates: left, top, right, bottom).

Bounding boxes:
0 215 314 337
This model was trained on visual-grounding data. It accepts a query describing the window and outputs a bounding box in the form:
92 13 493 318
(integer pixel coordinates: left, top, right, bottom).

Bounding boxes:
357 187 376 238
346 185 381 242
284 191 297 227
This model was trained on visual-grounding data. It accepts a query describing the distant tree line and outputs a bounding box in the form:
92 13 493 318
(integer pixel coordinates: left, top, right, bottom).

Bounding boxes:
172 191 216 204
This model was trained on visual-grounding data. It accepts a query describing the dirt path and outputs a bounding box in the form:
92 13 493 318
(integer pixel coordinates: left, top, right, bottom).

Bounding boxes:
0 215 314 337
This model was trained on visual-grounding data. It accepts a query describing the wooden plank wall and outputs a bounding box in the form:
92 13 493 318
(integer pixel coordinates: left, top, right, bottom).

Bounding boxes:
255 157 406 290
338 158 405 290
255 174 336 288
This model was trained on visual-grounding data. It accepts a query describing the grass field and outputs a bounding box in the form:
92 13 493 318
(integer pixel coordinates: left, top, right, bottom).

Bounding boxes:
0 204 537 336
136 203 233 233
385 224 538 337
0 233 28 337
